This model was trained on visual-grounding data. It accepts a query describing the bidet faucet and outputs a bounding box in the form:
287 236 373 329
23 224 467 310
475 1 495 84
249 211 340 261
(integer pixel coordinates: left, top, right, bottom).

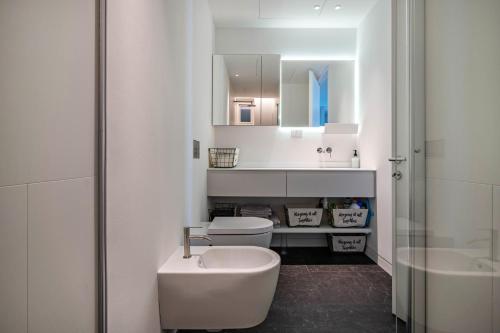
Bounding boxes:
183 226 212 259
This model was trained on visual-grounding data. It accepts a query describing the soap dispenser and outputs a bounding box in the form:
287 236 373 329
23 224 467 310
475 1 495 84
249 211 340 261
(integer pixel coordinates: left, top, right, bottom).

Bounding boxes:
351 150 360 168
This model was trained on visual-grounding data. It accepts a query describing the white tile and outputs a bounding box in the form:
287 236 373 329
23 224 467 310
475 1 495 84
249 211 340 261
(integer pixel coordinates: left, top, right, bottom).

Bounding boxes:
495 186 500 259
493 186 500 252
0 0 95 186
0 185 27 333
28 178 95 333
494 186 500 333
426 178 492 249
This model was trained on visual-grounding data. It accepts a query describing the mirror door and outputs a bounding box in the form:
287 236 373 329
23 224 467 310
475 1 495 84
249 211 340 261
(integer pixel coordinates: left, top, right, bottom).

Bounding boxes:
212 54 280 126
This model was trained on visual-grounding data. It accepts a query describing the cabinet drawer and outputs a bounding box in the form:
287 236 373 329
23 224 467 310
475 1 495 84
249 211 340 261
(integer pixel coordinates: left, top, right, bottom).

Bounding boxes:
286 171 375 197
207 170 287 197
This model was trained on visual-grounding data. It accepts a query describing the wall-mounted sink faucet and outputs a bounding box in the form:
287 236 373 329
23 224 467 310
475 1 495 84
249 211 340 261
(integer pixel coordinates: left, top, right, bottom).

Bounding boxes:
317 147 333 158
183 226 212 259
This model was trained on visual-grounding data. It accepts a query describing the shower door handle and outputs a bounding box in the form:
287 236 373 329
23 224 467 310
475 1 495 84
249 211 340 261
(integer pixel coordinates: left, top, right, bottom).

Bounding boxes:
388 156 407 164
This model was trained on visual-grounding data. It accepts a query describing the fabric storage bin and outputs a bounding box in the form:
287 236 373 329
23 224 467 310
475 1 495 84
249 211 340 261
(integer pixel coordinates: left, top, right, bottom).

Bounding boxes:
331 209 368 228
328 234 367 253
286 207 323 227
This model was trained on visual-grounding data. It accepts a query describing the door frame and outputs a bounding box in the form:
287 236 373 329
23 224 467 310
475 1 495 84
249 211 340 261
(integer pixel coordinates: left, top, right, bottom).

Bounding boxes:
392 0 426 331
97 0 107 332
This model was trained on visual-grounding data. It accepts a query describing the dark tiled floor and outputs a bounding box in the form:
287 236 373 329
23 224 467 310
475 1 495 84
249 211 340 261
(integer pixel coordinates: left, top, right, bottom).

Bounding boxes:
181 248 402 333
272 247 376 265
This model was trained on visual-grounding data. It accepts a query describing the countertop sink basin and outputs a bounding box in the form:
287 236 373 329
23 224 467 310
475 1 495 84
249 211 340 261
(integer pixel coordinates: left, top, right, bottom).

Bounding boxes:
158 246 280 330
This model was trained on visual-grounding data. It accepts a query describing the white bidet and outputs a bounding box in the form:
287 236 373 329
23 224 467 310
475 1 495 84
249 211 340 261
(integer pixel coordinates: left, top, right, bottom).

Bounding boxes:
158 246 280 330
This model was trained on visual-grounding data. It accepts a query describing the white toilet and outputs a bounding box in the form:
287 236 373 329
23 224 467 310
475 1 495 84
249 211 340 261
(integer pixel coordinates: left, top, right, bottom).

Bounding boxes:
191 217 273 248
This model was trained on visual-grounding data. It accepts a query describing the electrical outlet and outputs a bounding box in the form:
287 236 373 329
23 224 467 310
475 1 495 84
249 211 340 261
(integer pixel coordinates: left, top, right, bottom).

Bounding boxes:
291 129 303 138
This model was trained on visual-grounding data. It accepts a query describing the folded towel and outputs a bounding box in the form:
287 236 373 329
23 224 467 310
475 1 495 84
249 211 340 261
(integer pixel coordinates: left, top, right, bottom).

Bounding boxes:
240 205 273 218
240 210 272 215
240 210 272 214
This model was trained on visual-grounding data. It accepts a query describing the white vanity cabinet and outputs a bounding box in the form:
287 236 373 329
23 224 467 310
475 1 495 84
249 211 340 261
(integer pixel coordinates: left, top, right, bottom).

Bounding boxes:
207 170 287 197
207 168 376 240
207 168 375 198
286 170 375 197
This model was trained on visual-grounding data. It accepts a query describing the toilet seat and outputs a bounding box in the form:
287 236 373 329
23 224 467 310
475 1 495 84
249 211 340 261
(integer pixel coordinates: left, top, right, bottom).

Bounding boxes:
208 217 273 235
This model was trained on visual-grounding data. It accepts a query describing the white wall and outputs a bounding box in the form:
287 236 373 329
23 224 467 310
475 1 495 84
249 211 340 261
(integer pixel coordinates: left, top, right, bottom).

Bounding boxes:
192 0 215 224
357 0 392 270
425 2 500 331
0 1 96 332
216 28 357 59
107 0 215 331
214 127 357 167
107 0 191 332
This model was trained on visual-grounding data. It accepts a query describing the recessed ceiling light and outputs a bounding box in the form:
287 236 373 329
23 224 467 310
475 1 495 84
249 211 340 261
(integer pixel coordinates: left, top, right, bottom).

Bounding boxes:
313 4 321 10
234 74 239 77
335 4 342 10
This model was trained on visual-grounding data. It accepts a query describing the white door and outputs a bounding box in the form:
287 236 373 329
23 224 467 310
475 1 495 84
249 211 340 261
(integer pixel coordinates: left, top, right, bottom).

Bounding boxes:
308 70 320 127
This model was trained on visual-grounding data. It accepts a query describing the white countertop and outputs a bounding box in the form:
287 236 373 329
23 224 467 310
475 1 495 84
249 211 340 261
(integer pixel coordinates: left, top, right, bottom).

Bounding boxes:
208 167 375 172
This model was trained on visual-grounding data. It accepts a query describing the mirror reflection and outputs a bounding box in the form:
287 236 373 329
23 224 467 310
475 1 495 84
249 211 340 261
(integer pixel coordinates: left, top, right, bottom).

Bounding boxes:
212 54 280 126
281 60 355 128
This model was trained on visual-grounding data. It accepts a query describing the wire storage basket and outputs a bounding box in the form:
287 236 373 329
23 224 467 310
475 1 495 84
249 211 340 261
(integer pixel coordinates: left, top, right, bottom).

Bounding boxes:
208 148 240 168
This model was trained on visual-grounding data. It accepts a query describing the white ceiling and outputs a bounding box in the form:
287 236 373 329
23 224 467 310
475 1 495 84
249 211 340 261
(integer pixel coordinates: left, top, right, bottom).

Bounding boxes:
208 0 379 29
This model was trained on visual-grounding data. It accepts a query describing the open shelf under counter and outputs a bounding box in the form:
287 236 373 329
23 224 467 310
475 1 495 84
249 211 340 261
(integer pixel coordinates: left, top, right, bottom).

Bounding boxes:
272 222 372 235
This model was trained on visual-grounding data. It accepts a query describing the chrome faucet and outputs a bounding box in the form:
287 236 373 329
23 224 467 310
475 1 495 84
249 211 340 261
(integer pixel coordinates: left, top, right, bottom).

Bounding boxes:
316 147 333 157
183 226 212 259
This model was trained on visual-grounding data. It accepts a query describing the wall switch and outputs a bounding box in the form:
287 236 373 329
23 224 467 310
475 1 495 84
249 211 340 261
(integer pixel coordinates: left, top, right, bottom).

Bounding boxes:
291 129 303 138
193 140 200 159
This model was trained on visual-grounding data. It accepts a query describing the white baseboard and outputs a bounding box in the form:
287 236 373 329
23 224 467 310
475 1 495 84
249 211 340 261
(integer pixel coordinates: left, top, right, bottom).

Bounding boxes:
365 246 392 275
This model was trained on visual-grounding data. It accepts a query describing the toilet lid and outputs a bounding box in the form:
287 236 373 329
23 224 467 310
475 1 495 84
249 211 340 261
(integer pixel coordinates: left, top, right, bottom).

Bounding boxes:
208 217 274 235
